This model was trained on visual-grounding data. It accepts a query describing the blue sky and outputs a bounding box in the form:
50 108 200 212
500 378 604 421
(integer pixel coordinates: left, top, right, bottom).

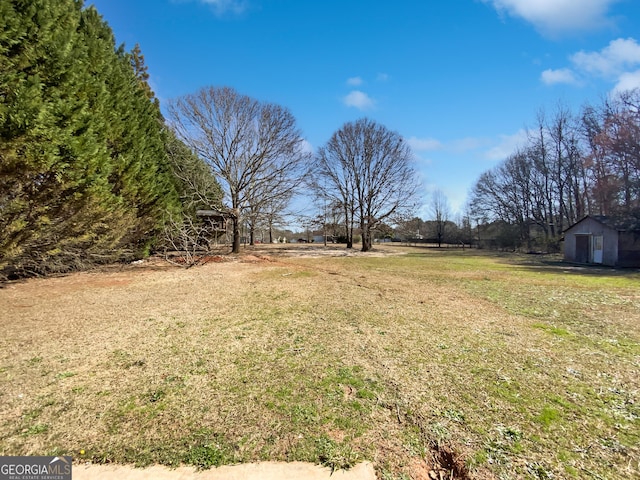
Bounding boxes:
89 0 640 218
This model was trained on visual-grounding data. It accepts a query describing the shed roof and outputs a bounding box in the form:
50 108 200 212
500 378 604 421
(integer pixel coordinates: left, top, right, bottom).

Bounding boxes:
196 209 228 217
566 215 640 233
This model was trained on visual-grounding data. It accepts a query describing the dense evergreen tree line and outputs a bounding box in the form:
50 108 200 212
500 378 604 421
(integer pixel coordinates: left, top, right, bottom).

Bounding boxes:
470 91 640 251
0 0 213 276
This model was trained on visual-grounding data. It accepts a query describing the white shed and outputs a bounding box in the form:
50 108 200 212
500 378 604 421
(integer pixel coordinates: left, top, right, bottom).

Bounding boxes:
564 215 640 267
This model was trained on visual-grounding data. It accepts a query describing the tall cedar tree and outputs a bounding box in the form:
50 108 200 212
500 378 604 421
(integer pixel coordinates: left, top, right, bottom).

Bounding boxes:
0 0 181 275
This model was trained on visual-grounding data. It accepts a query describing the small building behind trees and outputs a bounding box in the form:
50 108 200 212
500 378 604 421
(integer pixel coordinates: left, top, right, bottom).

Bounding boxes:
195 209 230 245
563 216 640 267
196 209 229 232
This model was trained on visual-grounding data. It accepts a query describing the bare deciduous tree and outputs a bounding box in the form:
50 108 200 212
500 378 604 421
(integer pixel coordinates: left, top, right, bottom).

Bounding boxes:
162 213 209 267
245 193 291 244
311 158 358 248
430 189 450 247
163 131 224 263
168 86 309 253
470 90 640 252
244 165 300 245
594 91 640 215
315 118 418 252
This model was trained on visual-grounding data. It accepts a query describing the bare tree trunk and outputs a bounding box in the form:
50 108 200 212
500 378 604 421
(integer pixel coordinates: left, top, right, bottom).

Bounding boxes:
344 204 353 248
361 219 367 252
232 217 241 253
361 226 372 252
431 190 450 248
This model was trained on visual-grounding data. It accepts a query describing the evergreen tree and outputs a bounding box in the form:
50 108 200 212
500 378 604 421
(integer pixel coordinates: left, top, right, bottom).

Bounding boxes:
0 0 182 276
166 129 223 214
130 43 154 102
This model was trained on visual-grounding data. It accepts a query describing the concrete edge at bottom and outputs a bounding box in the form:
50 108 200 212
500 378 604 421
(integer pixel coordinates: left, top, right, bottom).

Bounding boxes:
72 461 376 480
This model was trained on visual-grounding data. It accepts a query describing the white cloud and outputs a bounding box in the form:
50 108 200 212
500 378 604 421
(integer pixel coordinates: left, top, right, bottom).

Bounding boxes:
571 38 640 77
346 76 363 86
541 68 579 85
376 73 389 82
484 129 529 161
484 0 618 35
300 139 315 155
407 137 443 152
543 38 640 93
450 137 492 152
408 136 492 154
343 90 375 110
185 0 248 15
614 70 640 93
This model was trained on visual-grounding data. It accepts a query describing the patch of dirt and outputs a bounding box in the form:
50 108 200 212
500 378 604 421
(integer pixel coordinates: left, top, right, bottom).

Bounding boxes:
151 244 406 269
149 245 403 270
325 429 347 443
200 255 227 264
407 458 432 480
254 244 406 258
406 444 472 480
429 445 471 479
240 255 269 263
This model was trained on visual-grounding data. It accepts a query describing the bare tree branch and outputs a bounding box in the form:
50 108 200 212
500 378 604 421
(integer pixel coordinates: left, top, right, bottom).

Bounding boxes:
168 86 310 253
313 118 419 252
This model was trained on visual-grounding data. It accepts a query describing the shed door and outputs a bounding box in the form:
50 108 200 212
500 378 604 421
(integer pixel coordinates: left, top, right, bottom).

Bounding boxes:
592 235 603 264
575 235 589 263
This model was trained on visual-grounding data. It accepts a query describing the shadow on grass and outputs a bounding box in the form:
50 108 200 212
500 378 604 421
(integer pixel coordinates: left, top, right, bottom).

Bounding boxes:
501 256 640 278
396 244 640 278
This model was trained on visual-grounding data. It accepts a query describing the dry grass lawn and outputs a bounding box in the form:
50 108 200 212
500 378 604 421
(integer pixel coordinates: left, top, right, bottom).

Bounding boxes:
0 244 638 479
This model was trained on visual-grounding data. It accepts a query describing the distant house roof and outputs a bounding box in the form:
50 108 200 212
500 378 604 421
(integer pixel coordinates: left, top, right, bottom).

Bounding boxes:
566 215 640 232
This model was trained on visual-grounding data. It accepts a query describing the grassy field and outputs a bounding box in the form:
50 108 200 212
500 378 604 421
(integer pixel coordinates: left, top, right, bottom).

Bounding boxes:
0 245 638 479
